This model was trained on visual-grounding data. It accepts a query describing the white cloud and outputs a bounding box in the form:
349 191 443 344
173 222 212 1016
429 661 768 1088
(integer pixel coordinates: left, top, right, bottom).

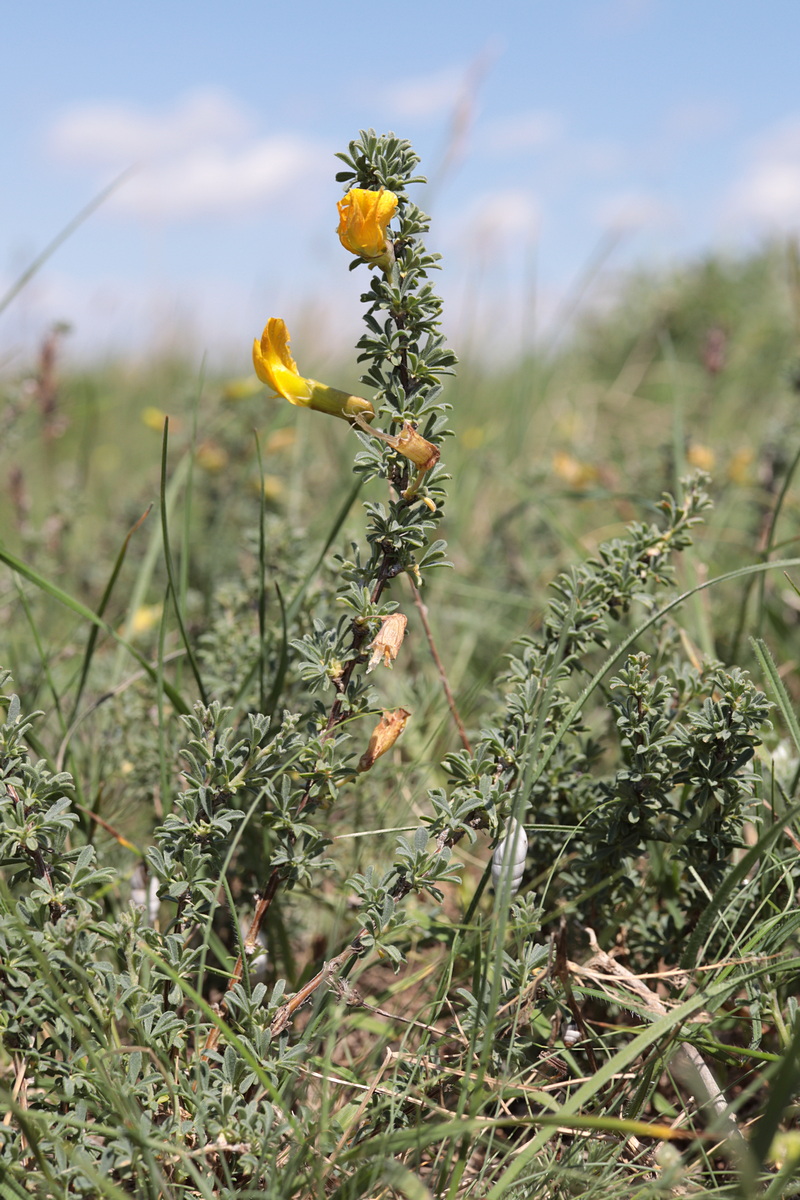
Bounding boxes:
726 116 800 229
47 89 253 165
457 188 541 248
45 90 324 220
586 0 658 33
592 191 675 233
111 137 321 219
384 65 468 120
580 140 628 177
731 163 800 227
480 110 564 156
746 116 800 162
661 99 733 144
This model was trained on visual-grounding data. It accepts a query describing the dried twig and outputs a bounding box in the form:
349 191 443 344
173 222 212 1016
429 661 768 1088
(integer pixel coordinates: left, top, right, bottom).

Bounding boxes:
406 573 472 753
570 929 746 1155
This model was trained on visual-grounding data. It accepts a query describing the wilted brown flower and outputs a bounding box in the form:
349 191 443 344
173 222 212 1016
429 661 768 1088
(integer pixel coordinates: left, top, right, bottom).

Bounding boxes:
367 612 408 673
389 423 440 471
352 415 440 507
353 414 439 473
357 708 411 773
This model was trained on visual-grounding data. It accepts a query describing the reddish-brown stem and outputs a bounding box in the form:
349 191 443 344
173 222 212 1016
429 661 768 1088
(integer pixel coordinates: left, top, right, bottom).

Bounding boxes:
223 286 426 1036
268 823 480 1036
7 782 63 922
218 546 399 1025
406 574 472 754
204 865 282 1052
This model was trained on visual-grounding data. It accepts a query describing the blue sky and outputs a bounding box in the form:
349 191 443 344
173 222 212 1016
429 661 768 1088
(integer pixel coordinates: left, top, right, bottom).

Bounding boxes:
3 0 800 367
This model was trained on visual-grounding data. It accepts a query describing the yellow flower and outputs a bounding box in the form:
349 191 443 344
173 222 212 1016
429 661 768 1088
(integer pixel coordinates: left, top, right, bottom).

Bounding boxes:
141 406 166 431
252 319 374 422
249 474 284 502
728 446 754 485
552 451 599 489
222 375 263 401
265 427 296 454
126 603 163 637
337 187 398 266
195 439 229 473
686 443 716 472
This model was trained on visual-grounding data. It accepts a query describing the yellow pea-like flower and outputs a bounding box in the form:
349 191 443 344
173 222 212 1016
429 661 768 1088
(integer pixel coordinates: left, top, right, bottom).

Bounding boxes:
252 319 374 422
337 187 398 266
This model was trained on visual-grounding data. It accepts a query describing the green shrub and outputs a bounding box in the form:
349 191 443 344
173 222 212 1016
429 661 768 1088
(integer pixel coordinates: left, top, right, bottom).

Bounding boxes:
2 130 800 1200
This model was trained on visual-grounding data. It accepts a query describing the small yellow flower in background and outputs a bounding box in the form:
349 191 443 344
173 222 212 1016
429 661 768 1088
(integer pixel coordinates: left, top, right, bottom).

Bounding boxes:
728 445 754 485
337 187 398 268
552 451 599 489
127 603 163 637
358 708 411 773
461 426 485 451
249 475 284 502
222 375 263 401
686 443 716 472
265 427 296 454
253 319 375 423
195 439 229 473
367 612 408 673
141 406 181 432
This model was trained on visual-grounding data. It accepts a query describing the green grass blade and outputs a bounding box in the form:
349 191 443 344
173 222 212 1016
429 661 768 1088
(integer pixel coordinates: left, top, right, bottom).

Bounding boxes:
12 576 67 734
254 430 269 712
756 440 800 635
263 581 289 724
750 1010 800 1167
680 798 800 970
0 543 189 714
751 635 800 756
112 450 192 684
69 505 153 725
284 473 364 629
159 418 207 705
0 171 132 318
230 473 364 717
484 968 767 1199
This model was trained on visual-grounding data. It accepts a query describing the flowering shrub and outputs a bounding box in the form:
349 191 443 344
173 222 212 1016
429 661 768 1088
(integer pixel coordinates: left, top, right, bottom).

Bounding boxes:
1 129 799 1198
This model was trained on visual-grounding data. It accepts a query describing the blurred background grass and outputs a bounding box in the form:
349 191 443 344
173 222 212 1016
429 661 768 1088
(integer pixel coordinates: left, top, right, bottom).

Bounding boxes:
3 239 799 703
3 237 800 1192
2 238 800 893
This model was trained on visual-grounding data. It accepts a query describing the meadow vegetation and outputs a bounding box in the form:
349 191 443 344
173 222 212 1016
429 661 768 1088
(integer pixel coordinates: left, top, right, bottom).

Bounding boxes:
1 131 800 1197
